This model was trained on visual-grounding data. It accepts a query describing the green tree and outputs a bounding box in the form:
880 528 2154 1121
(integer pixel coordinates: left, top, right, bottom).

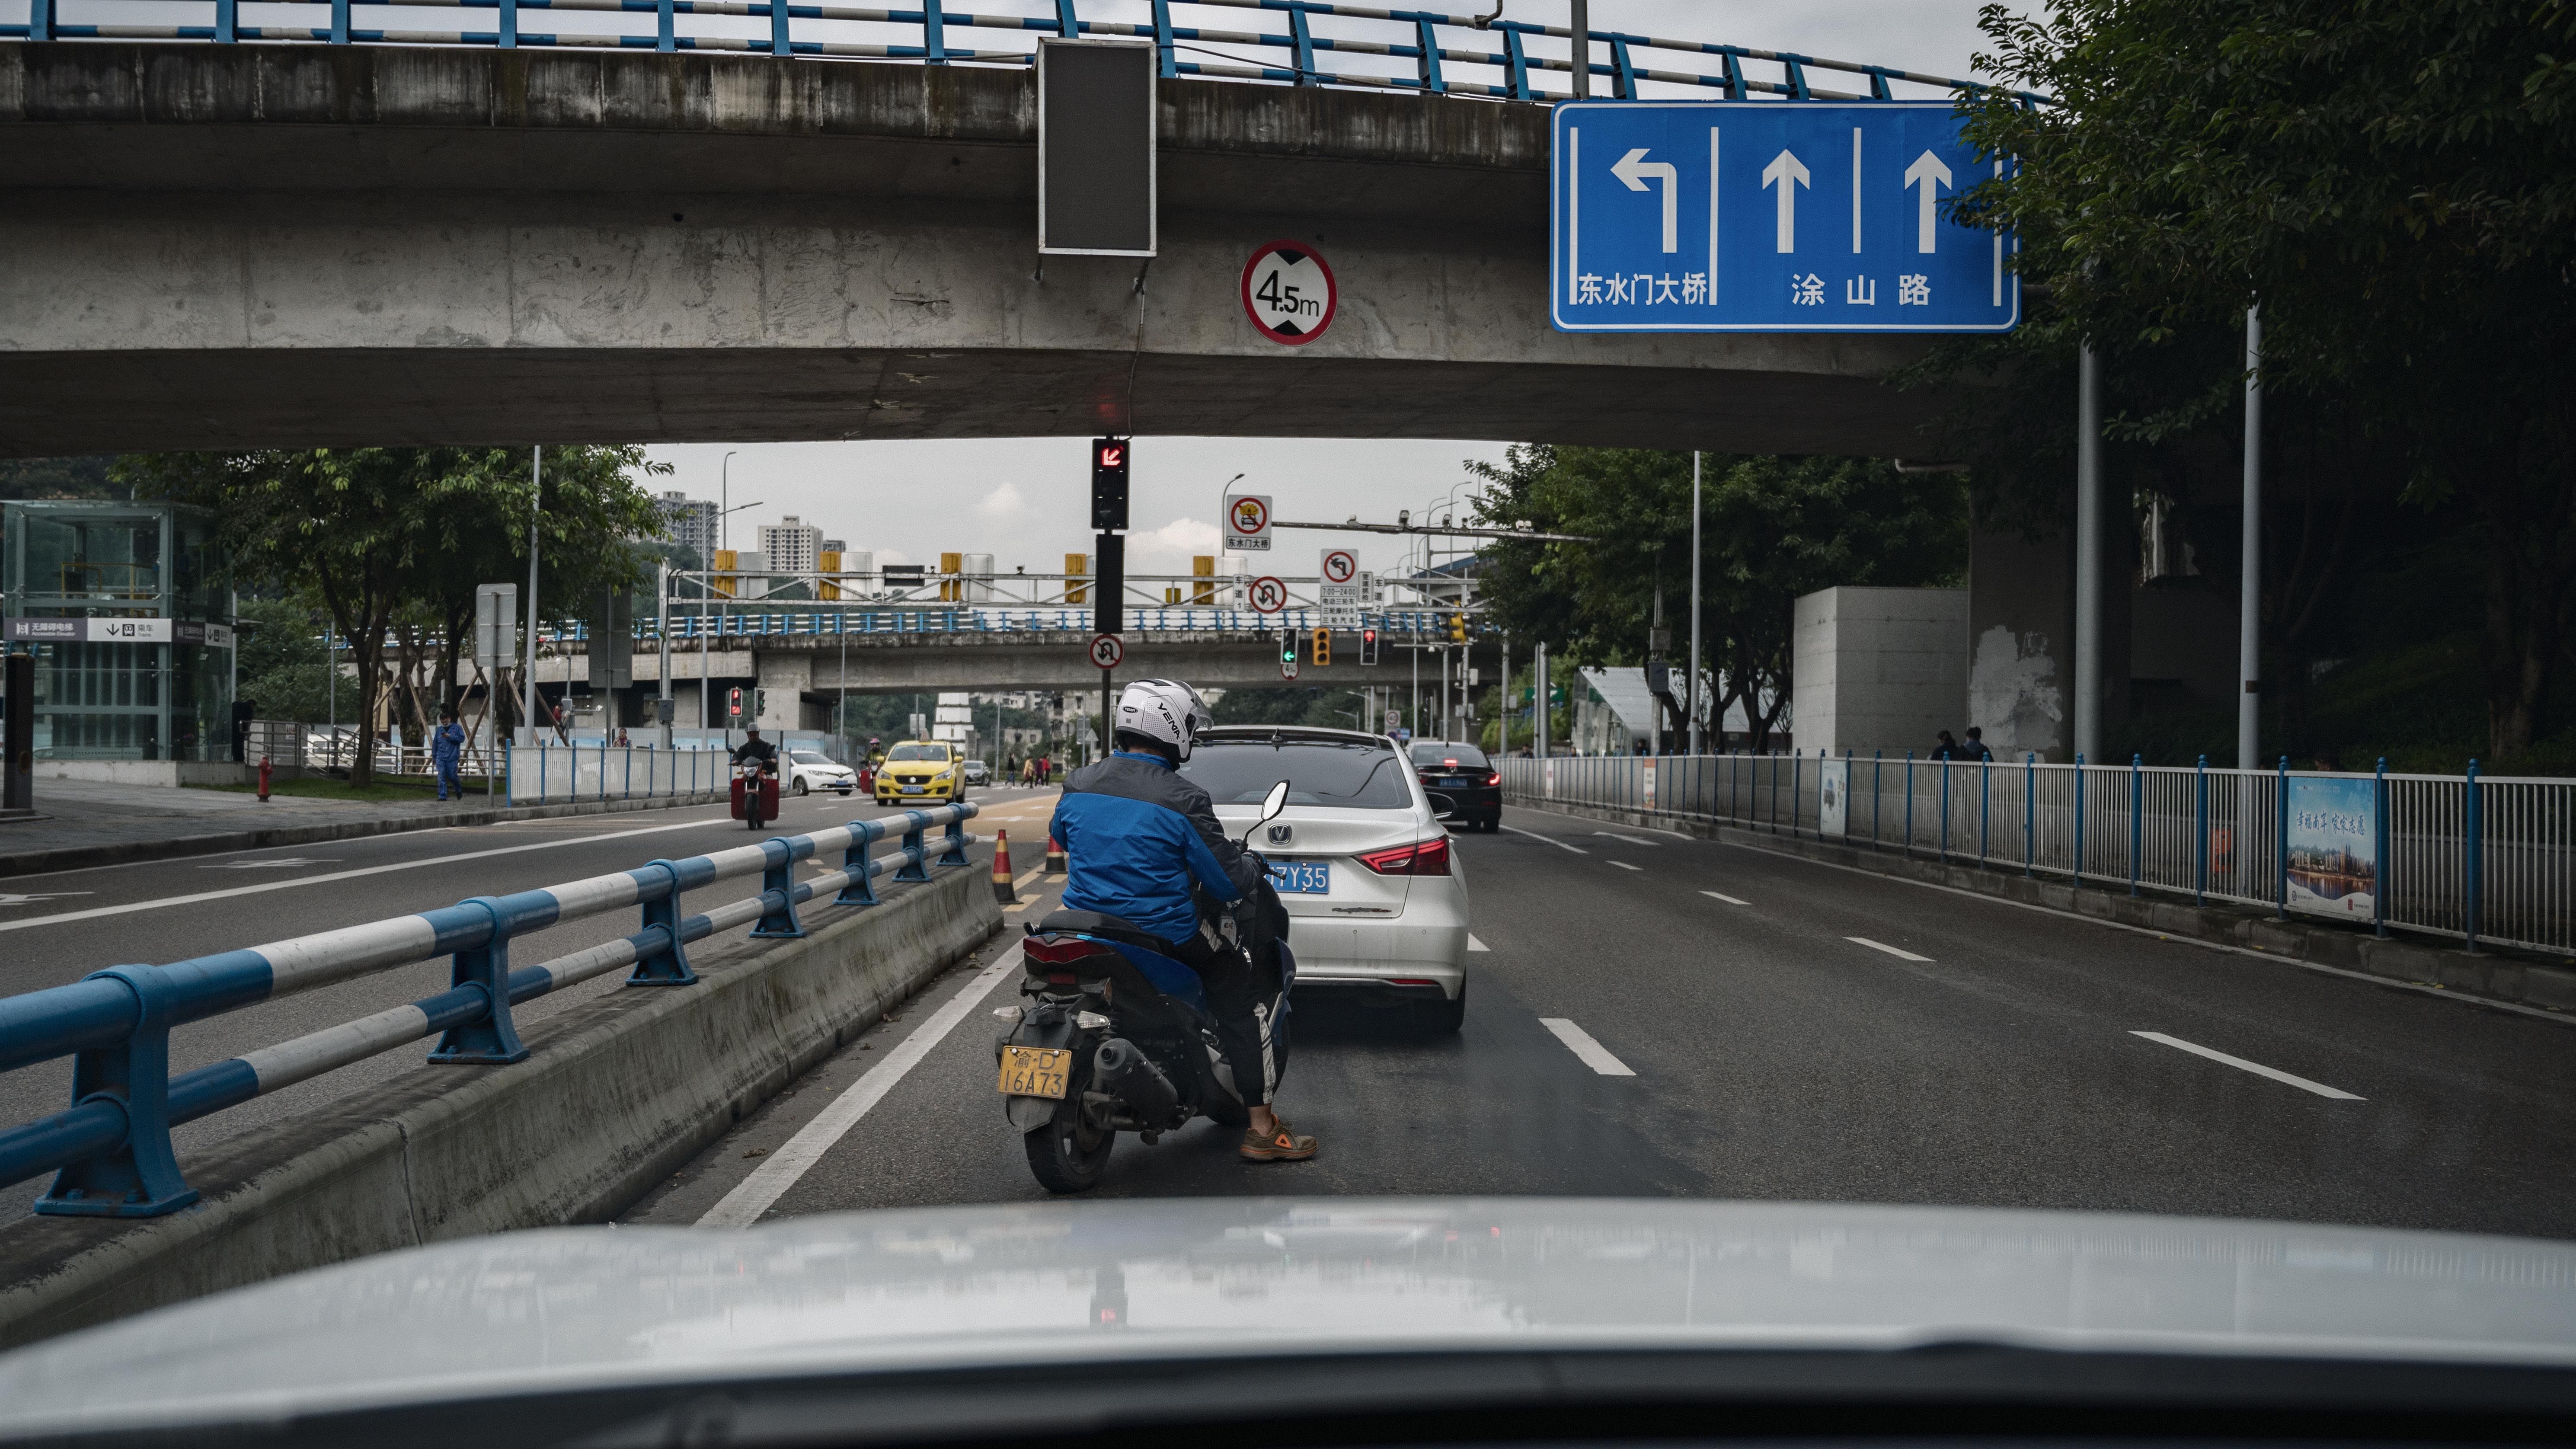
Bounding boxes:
1953 0 2576 754
0 457 115 502
116 447 667 783
1470 446 1967 751
232 595 334 724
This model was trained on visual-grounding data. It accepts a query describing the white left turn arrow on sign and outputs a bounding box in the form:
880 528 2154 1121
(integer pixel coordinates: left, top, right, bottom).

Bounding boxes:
1611 147 1680 253
1905 150 1954 254
1761 149 1810 253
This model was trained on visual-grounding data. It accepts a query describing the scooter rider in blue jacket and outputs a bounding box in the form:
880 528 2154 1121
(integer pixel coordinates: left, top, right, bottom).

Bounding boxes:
1048 679 1317 1164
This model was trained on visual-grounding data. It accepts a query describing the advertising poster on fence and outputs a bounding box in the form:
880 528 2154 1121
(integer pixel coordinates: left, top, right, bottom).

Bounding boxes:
1819 759 1848 837
1640 759 1657 811
2286 776 2378 921
1542 760 1556 799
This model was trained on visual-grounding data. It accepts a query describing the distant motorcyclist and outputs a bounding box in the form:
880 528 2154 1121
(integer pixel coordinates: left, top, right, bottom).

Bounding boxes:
730 727 779 775
1048 680 1316 1163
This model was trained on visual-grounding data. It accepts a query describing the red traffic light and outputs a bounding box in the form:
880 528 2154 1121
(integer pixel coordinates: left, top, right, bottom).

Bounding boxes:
1096 441 1125 470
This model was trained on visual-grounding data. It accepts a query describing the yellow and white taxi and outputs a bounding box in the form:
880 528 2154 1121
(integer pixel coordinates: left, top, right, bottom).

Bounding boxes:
873 740 967 806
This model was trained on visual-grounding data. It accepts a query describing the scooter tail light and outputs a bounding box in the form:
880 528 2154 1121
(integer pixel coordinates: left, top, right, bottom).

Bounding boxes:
1024 934 1117 966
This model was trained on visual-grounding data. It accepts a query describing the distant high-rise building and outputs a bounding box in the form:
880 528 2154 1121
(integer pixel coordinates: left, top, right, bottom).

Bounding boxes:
821 537 846 554
760 515 824 576
658 492 719 561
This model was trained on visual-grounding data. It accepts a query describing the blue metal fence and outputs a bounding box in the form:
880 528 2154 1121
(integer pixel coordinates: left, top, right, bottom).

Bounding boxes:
1506 753 2576 958
0 802 978 1218
0 0 2038 108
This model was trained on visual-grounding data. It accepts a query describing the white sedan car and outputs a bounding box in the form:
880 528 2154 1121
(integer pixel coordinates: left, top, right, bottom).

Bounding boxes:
784 749 858 796
1188 725 1469 1032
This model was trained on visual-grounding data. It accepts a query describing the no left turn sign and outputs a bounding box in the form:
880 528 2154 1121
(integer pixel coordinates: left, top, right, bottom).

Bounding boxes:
1320 549 1358 585
1088 633 1124 670
1247 576 1288 613
1240 241 1337 345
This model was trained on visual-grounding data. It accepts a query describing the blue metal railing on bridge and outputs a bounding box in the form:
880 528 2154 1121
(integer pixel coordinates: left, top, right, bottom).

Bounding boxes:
0 801 978 1218
564 605 1469 642
1 0 2041 109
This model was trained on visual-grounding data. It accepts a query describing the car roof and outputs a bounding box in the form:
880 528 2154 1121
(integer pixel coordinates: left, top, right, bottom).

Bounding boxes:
1198 725 1397 749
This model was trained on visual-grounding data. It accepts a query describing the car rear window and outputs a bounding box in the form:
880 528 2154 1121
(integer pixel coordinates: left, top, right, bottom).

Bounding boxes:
1410 742 1490 768
887 744 946 761
1183 740 1414 810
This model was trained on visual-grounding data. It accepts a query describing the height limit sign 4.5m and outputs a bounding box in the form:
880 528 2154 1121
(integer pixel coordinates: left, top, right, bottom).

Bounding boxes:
1241 241 1337 345
1550 101 2016 334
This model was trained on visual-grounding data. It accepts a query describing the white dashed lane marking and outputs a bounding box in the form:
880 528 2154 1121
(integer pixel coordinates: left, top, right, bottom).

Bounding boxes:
1539 1018 1636 1077
1467 934 1491 952
1609 860 1642 872
1499 824 1587 854
2131 1031 2365 1100
1701 891 1748 905
1847 936 1932 962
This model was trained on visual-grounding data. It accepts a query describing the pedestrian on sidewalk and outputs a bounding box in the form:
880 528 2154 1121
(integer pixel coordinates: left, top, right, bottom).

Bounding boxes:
1930 730 1960 761
1962 726 1996 763
431 705 468 802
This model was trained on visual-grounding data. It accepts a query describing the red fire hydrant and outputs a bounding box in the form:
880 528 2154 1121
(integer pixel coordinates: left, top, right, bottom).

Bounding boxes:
258 755 273 802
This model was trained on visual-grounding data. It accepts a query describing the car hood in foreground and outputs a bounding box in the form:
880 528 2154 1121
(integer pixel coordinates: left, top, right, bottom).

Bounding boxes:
2 1198 2572 1436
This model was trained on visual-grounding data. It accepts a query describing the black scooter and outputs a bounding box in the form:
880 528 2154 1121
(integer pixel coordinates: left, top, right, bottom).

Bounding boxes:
995 781 1295 1193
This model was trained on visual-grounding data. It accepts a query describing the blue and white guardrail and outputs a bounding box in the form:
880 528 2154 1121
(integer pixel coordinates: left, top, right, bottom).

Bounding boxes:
0 803 978 1218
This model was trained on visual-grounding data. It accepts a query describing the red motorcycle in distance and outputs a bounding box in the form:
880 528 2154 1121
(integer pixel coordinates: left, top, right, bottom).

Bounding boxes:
731 763 781 832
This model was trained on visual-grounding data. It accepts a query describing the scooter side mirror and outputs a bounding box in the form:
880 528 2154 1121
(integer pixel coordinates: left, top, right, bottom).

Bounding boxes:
1258 779 1290 826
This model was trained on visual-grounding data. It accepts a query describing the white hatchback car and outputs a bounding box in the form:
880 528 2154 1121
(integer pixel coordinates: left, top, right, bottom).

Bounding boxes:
1186 725 1469 1031
784 749 858 796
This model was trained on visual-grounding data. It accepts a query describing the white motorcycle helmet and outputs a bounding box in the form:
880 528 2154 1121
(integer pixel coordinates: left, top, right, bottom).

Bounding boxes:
1115 678 1214 761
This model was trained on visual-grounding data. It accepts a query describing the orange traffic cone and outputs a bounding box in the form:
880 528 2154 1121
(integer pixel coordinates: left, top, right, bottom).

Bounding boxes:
991 829 1018 904
1044 834 1068 873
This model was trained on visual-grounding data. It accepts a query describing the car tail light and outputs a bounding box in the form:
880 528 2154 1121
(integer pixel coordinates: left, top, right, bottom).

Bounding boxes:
1358 837 1451 876
1442 758 1459 768
1483 771 1501 787
1024 934 1116 967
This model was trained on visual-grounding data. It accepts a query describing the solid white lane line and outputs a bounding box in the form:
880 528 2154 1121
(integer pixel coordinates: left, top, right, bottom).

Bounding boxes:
700 944 1027 1228
1499 824 1587 854
1609 860 1643 872
1847 936 1932 962
0 812 757 936
1593 832 1660 847
1701 891 1749 905
1539 1018 1636 1077
2131 1031 2365 1100
1467 934 1491 952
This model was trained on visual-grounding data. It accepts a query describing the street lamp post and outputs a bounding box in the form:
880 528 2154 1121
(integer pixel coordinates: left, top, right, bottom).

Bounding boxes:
520 445 543 746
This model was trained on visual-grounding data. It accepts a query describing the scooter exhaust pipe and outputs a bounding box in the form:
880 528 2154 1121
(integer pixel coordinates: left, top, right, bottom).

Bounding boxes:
1093 1038 1179 1126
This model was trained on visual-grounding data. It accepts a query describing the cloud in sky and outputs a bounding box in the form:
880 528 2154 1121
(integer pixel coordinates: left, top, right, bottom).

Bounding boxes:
976 482 1026 518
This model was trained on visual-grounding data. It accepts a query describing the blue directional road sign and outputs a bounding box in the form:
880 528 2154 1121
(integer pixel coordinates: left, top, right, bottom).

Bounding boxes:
1550 101 2017 334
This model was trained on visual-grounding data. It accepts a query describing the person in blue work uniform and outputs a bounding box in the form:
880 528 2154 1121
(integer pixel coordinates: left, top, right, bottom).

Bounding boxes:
1048 679 1317 1163
430 704 468 802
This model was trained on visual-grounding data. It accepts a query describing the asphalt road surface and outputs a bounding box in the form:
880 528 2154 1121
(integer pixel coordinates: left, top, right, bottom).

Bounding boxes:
626 803 2576 1241
0 785 1060 1180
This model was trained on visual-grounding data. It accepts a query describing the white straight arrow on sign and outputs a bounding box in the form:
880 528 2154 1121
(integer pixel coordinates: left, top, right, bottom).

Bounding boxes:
1905 150 1953 254
1611 147 1680 253
1761 149 1810 253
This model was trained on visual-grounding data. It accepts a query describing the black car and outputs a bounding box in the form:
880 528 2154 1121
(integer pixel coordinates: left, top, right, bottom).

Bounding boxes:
1409 740 1502 832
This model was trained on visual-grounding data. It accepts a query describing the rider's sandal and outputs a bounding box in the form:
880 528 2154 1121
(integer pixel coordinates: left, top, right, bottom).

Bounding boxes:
1240 1119 1318 1162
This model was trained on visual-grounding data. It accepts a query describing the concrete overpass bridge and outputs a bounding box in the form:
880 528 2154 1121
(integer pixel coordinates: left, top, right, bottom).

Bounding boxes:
0 5 2007 457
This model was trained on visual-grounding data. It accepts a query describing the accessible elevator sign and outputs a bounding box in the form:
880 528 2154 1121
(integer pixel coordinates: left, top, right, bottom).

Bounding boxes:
1550 100 2017 334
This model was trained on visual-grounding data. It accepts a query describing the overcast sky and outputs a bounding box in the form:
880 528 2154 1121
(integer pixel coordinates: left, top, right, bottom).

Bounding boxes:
645 1 2003 587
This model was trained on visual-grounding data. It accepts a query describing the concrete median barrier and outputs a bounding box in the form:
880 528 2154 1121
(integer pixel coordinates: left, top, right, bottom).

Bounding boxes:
0 867 1000 1348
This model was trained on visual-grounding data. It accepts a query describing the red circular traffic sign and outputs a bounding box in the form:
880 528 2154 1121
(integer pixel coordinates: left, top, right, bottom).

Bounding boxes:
1088 633 1124 670
1321 549 1358 584
1240 240 1338 346
1247 576 1288 614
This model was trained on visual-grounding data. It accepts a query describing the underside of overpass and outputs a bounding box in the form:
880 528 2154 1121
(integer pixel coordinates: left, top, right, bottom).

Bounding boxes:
0 42 1961 457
